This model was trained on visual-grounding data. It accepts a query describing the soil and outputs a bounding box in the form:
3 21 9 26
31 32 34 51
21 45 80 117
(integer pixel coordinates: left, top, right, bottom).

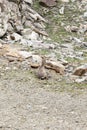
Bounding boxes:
0 64 87 130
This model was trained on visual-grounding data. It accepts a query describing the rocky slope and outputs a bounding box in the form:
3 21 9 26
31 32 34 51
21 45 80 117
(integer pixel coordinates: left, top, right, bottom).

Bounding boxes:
0 1 87 129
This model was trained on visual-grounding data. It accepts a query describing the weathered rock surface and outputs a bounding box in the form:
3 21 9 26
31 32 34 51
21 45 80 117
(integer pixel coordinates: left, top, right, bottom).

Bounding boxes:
46 60 65 74
30 55 42 68
39 0 57 7
73 64 87 76
0 0 48 41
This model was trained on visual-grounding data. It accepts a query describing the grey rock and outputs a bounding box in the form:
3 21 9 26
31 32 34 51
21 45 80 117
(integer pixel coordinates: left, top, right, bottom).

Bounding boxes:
0 14 8 37
24 0 33 5
39 0 57 7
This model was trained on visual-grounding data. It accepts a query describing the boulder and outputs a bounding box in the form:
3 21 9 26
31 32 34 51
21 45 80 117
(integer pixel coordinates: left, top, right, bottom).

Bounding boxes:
73 64 87 76
39 0 57 7
46 60 65 74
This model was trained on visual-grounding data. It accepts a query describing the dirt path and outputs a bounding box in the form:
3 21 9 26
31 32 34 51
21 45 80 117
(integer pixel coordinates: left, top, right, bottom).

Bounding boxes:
0 69 87 130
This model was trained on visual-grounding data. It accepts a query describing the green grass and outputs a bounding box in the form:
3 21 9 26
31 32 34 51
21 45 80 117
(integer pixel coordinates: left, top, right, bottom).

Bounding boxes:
33 1 84 43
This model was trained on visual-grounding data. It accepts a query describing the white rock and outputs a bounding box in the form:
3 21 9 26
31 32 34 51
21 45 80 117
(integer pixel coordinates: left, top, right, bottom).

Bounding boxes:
7 33 22 41
79 24 87 34
73 37 82 43
20 39 29 46
22 29 39 40
21 28 32 38
0 43 2 48
71 0 76 2
31 55 42 64
59 7 65 15
75 76 87 83
84 12 87 18
30 55 42 67
28 31 39 40
18 51 32 59
5 67 11 70
29 12 46 22
0 6 1 12
24 20 32 28
75 52 83 57
20 39 35 47
60 0 69 2
34 22 45 29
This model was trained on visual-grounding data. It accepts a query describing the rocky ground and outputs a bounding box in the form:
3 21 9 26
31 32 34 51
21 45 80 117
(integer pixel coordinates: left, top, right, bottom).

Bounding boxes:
0 0 87 130
0 68 87 130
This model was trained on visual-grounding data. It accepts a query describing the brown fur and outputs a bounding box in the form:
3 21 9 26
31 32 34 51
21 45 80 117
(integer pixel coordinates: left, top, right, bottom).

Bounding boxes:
37 57 48 79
